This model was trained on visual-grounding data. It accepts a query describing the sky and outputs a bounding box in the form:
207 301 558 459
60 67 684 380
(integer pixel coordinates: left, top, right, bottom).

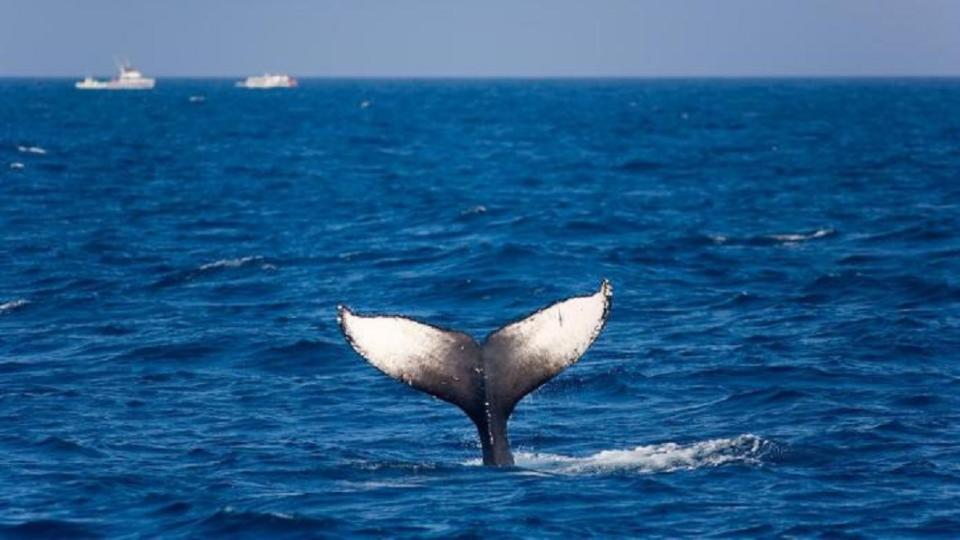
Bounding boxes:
1 0 959 77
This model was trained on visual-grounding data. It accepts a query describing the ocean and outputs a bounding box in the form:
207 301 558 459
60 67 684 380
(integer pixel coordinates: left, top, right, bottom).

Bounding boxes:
1 78 959 538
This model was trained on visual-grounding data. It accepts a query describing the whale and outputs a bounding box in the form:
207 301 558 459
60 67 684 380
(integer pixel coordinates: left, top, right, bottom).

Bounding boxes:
337 280 612 466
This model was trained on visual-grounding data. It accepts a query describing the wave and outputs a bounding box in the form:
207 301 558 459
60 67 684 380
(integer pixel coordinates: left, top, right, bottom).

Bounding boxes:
115 342 223 363
201 507 339 535
766 228 835 243
0 298 29 313
199 256 265 271
34 436 105 458
0 519 99 539
152 256 274 288
705 228 836 247
247 338 343 374
616 158 666 172
9 162 25 169
475 434 771 474
460 204 488 216
17 145 47 155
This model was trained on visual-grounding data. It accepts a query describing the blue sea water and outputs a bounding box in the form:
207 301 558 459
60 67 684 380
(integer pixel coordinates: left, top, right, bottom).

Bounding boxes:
1 78 959 538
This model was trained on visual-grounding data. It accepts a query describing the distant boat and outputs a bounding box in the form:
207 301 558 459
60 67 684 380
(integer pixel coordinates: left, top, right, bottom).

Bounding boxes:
76 61 155 90
236 73 298 89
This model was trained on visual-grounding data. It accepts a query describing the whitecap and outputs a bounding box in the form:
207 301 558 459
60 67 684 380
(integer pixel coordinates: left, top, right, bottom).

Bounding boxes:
466 434 771 475
461 205 487 216
189 95 206 103
17 145 47 155
199 256 263 271
768 228 835 243
213 506 295 521
708 234 728 244
359 100 372 109
10 162 25 169
0 299 29 312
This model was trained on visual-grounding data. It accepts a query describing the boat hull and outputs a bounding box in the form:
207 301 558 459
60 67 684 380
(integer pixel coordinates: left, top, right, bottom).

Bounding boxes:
236 75 298 89
75 80 155 90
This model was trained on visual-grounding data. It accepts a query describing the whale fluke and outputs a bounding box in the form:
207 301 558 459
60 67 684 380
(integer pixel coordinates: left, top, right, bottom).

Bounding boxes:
337 280 612 466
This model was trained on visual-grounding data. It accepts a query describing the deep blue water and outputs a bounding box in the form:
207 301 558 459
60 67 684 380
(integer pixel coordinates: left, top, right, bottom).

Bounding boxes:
2 78 960 538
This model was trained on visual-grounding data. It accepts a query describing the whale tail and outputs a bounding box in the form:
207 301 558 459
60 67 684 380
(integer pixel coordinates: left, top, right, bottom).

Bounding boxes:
337 280 613 466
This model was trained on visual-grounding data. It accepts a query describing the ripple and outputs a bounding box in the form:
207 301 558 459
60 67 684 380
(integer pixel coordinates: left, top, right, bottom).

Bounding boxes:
248 338 343 373
0 519 99 539
33 436 105 458
704 228 837 247
765 228 835 243
151 256 276 288
200 507 340 536
199 256 265 271
615 158 666 172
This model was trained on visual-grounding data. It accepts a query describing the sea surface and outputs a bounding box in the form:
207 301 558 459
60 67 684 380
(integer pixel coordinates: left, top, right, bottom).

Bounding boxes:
1 78 959 538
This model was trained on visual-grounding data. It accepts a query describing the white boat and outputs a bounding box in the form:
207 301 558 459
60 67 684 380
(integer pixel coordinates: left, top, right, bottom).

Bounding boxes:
236 73 298 89
76 61 155 90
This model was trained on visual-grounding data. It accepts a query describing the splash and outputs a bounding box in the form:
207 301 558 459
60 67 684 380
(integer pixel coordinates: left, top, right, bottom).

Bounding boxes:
499 434 771 475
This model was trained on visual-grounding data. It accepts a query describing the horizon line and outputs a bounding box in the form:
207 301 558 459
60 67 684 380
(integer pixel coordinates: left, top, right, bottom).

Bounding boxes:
3 74 960 80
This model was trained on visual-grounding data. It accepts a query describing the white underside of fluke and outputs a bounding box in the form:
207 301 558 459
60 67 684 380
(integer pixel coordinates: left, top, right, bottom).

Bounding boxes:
337 280 613 466
337 307 472 386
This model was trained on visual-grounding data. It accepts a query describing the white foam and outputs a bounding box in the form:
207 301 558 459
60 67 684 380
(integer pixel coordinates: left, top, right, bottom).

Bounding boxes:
466 434 769 474
17 145 47 155
0 299 29 312
199 256 263 271
461 205 487 216
10 162 25 169
338 480 424 491
769 228 834 243
189 95 206 103
217 506 295 520
709 234 728 244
